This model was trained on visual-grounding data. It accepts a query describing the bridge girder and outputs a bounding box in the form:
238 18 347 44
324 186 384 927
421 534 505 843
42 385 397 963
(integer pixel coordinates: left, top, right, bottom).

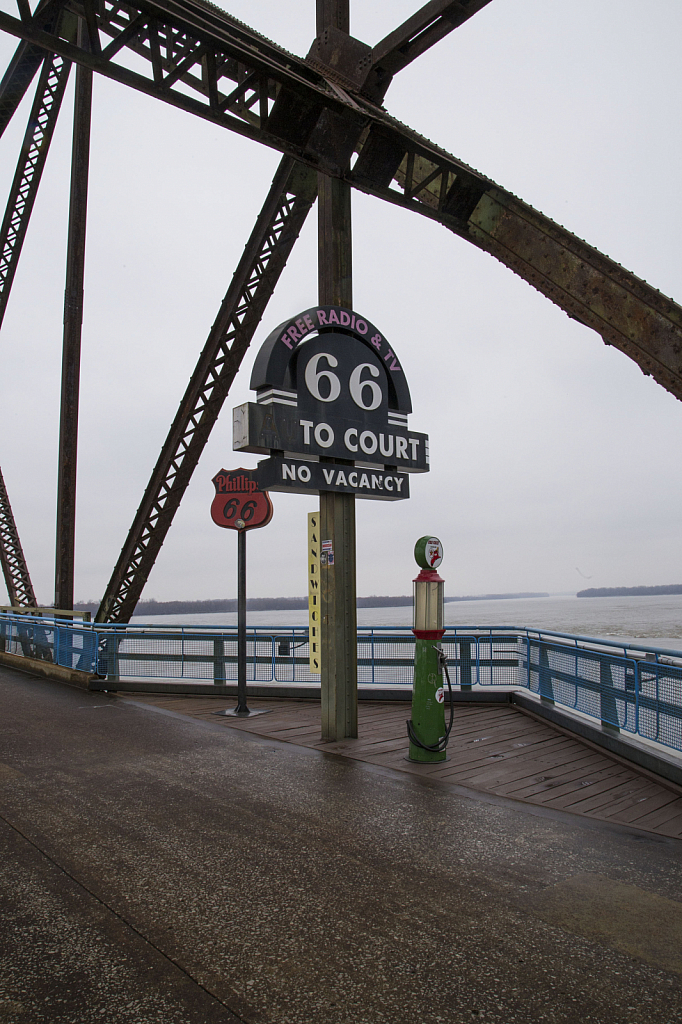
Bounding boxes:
96 157 317 623
0 466 36 608
0 1 679 402
0 0 680 622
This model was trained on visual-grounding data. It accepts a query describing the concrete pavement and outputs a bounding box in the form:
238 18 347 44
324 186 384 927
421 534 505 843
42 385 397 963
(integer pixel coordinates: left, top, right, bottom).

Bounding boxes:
0 664 681 1023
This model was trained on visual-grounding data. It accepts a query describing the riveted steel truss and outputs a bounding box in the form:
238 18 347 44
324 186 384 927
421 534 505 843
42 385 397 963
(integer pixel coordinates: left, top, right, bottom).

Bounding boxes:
362 0 494 102
0 41 46 137
0 466 36 607
1 0 681 401
1 0 682 622
0 0 76 138
0 51 71 328
96 156 316 623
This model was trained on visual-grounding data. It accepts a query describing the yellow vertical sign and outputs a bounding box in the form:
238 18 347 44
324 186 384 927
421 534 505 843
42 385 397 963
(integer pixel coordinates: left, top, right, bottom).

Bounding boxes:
307 511 321 673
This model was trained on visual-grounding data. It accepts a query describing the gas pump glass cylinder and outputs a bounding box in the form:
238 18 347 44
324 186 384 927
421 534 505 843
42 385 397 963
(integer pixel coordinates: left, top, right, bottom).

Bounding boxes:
413 578 444 632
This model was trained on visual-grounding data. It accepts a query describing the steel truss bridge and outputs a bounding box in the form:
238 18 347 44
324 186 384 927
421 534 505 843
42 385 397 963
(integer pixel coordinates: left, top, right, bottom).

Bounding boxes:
1 0 681 626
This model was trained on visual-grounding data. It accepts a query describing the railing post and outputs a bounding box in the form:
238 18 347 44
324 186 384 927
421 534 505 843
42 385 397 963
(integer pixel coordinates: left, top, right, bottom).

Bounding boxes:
105 630 121 685
371 628 375 687
635 658 641 738
181 626 185 680
539 639 554 702
460 639 472 690
213 636 224 684
599 658 619 731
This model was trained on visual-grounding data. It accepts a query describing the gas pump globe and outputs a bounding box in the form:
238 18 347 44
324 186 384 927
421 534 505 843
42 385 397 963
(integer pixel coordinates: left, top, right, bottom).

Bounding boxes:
413 535 444 633
407 536 448 762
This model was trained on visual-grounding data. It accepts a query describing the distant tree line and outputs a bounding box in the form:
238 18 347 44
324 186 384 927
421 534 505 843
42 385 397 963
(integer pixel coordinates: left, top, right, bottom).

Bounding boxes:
445 592 548 603
577 584 682 598
73 591 550 616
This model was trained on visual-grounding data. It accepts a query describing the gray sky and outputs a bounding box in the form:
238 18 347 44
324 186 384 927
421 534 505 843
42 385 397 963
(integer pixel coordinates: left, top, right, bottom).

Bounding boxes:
1 0 681 604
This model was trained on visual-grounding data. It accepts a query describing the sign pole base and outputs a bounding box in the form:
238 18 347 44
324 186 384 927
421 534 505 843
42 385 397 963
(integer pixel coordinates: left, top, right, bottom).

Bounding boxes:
213 707 271 718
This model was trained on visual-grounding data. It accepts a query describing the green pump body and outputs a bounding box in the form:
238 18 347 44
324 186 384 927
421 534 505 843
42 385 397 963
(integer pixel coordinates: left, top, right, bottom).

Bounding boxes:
408 635 447 762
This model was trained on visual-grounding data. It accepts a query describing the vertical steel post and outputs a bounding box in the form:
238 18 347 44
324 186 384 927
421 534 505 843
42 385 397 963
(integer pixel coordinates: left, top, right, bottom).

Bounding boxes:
236 527 248 713
214 527 269 718
599 658 618 730
317 0 357 741
54 21 91 612
212 528 268 720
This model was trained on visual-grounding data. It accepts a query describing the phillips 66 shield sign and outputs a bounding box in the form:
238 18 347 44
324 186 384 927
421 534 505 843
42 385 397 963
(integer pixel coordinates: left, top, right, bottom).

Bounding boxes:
211 468 273 530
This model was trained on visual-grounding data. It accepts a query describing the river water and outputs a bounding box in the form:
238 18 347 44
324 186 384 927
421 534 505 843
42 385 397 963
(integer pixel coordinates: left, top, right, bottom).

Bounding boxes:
131 593 682 653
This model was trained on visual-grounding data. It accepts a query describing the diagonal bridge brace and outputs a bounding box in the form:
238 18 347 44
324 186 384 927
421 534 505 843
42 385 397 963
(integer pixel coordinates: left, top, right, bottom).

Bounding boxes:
1 2 681 402
96 157 316 623
0 465 37 607
0 40 46 138
0 50 72 329
0 0 76 138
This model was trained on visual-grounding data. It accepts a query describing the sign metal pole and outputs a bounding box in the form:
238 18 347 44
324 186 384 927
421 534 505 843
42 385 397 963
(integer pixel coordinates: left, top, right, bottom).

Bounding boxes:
236 524 247 713
210 469 273 718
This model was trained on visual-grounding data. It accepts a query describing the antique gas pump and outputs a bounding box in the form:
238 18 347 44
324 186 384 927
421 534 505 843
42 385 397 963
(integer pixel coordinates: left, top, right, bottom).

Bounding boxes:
407 536 453 762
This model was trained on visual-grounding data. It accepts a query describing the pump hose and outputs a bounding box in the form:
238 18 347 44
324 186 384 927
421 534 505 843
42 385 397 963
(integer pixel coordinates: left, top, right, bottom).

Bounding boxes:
406 646 455 753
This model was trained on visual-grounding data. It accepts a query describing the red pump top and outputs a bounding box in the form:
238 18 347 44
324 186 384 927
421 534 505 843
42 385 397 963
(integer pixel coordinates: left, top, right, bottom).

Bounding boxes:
412 568 445 584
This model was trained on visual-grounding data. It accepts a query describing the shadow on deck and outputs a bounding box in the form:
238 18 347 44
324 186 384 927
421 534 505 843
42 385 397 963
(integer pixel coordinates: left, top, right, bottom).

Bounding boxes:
124 693 682 840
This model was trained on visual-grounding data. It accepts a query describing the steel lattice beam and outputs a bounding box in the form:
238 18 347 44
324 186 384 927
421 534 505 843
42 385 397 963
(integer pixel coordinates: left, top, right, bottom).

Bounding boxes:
0 1 74 137
0 465 37 607
96 156 317 623
363 0 494 101
1 1 681 403
0 41 45 137
0 51 71 329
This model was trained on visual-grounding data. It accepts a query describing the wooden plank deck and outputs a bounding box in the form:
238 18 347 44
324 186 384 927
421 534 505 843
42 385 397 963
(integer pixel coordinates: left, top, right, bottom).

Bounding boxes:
125 693 682 840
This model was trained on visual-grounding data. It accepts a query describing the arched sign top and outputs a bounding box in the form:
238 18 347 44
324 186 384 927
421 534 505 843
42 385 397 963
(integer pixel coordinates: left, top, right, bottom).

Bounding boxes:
250 305 412 415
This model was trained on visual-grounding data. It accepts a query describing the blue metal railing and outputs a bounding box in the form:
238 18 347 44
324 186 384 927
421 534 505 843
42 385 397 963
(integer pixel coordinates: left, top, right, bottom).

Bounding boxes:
2 612 682 755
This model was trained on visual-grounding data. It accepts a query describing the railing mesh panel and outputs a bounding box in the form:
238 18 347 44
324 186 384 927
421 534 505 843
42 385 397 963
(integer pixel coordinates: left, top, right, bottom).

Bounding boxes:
3 614 682 755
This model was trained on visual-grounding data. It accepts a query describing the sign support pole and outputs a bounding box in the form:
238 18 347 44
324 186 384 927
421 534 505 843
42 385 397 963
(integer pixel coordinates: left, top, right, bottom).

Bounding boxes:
236 526 247 712
317 0 358 741
210 471 273 719
215 526 268 717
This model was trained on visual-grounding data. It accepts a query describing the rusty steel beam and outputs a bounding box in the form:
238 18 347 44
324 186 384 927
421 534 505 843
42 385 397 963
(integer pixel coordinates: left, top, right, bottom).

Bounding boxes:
463 190 682 395
0 465 37 607
0 52 71 330
55 23 91 613
363 0 494 101
0 41 45 137
0 1 75 138
316 0 357 742
96 157 316 623
349 132 682 401
1 2 681 399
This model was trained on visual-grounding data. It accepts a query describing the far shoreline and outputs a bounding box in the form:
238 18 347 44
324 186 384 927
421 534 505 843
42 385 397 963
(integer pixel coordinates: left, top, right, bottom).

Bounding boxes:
74 591 551 617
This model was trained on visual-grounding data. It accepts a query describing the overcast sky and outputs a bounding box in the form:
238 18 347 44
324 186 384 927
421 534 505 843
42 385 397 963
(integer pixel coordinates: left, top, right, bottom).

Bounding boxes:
0 0 681 605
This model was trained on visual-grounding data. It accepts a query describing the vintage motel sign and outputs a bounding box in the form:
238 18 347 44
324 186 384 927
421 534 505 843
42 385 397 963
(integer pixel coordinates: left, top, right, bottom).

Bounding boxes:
233 305 429 499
